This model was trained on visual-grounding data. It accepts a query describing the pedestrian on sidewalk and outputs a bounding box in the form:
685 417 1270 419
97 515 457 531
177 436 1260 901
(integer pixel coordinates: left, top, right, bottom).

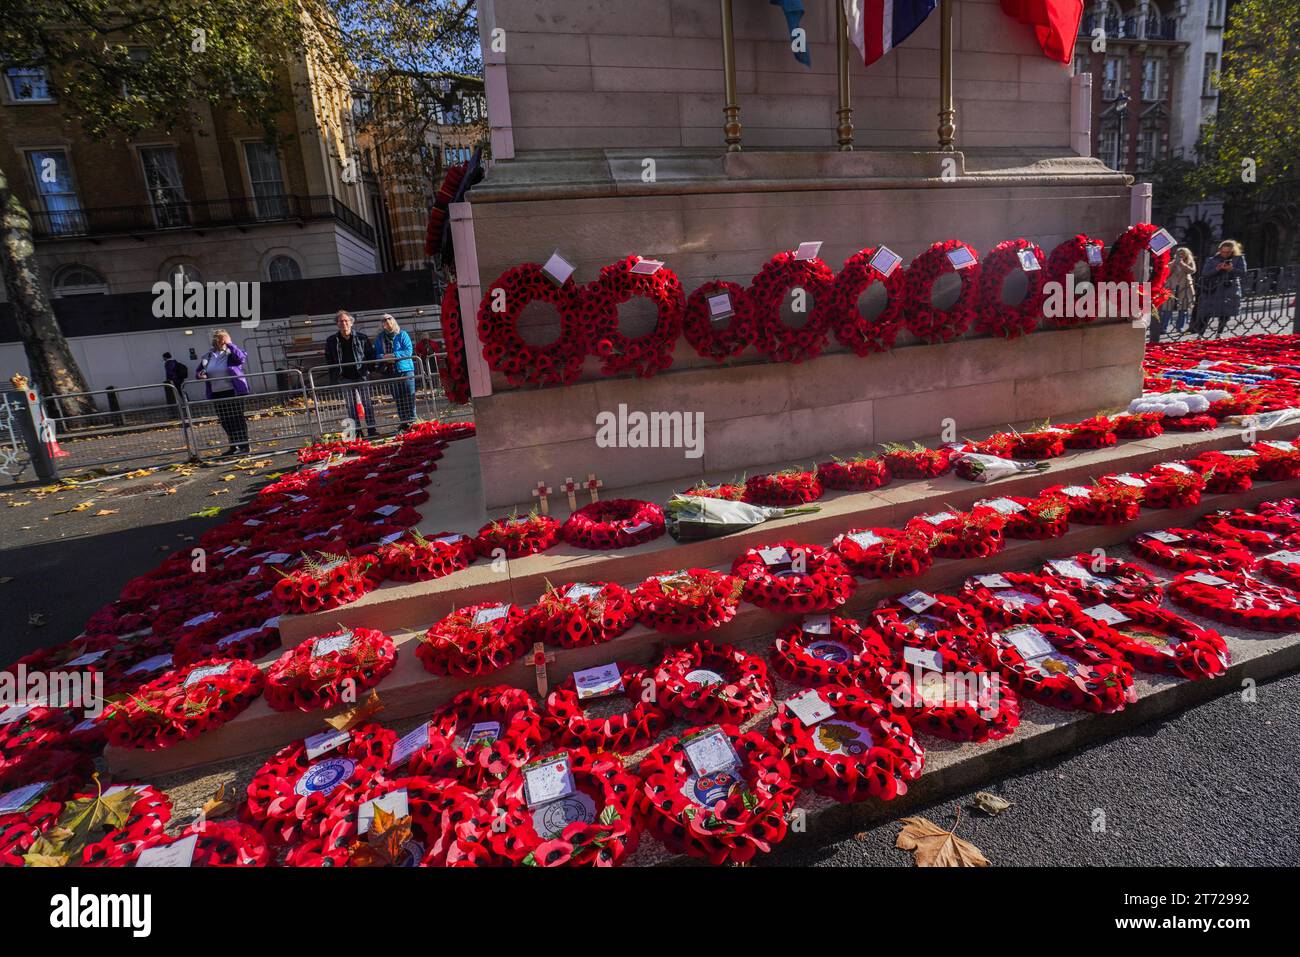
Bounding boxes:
162 352 189 408
1195 240 1247 337
1157 247 1197 339
195 329 250 456
374 313 416 430
325 310 378 438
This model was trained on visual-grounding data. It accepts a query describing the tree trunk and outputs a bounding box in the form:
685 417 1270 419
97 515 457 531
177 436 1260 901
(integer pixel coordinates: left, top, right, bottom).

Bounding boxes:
0 164 96 416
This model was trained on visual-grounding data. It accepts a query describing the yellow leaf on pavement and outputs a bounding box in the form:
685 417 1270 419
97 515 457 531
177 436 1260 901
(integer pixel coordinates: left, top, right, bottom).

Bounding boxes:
895 812 989 868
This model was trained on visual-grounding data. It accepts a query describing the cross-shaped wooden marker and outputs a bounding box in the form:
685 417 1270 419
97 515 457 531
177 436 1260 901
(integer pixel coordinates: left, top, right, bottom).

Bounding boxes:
561 476 580 511
529 641 557 697
585 473 604 504
531 480 553 515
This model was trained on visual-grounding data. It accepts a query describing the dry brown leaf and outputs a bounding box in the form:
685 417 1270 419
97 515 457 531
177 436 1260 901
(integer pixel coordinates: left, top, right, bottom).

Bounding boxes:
27 612 47 627
895 811 989 868
163 487 178 495
324 690 384 732
199 782 235 820
973 792 1013 816
348 804 414 867
93 509 118 517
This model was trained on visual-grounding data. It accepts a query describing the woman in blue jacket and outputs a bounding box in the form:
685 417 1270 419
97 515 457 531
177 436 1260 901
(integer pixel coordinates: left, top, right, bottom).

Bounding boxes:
374 314 417 428
1196 240 1247 337
196 329 251 456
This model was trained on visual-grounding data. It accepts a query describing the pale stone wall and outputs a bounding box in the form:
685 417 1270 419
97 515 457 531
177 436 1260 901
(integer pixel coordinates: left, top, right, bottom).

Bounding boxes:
491 0 1072 152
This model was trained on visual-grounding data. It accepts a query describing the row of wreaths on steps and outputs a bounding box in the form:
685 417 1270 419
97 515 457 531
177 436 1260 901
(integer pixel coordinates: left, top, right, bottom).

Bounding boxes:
435 223 1170 404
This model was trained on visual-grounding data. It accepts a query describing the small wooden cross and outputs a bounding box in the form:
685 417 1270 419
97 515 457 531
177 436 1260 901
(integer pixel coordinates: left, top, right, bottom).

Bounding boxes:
585 473 604 504
529 641 557 697
561 476 580 511
531 480 553 515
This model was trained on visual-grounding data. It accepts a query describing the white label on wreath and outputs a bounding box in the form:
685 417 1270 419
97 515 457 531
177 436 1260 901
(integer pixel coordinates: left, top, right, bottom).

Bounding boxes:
682 726 742 778
870 245 902 277
184 662 232 687
977 574 1012 589
1062 486 1093 499
465 721 500 746
1113 474 1147 488
390 722 431 768
263 552 292 565
0 781 50 815
183 611 219 628
946 247 977 270
980 498 1025 515
1049 559 1094 581
64 649 108 667
1086 243 1103 266
924 511 958 526
785 689 835 727
793 241 823 261
357 789 409 835
472 605 511 626
1161 462 1194 475
373 504 401 517
1186 572 1229 586
523 754 575 809
1222 450 1257 457
707 292 734 319
565 583 604 602
1148 228 1176 256
408 472 426 482
305 728 351 760
0 704 35 726
1083 603 1130 626
630 257 664 275
621 520 652 534
126 654 172 676
217 627 260 649
295 757 356 796
1262 440 1294 451
757 545 793 567
1003 625 1055 660
1147 530 1183 544
1018 248 1041 271
903 645 945 673
685 669 724 687
433 534 465 545
312 633 354 658
136 833 198 868
1264 550 1300 565
846 530 883 549
379 531 405 545
801 614 832 635
542 251 575 285
574 663 624 700
898 590 937 613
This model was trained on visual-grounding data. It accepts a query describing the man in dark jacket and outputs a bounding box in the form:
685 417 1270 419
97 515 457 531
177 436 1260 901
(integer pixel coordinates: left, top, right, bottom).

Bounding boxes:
324 310 378 437
162 352 188 407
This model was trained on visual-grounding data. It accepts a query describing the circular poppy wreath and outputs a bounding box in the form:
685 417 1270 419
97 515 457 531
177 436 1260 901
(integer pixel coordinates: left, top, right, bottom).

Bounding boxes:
474 514 560 559
903 239 981 343
101 820 272 868
682 280 755 362
271 554 373 616
816 454 891 491
906 509 1006 560
240 723 396 847
438 282 471 405
958 572 1079 627
1162 413 1218 432
1140 469 1206 509
528 580 637 649
1254 444 1300 481
975 238 1046 339
1257 550 1300 588
654 640 774 725
477 263 586 388
1103 223 1172 310
870 593 989 657
468 748 644 867
74 784 175 867
264 627 397 713
1039 553 1165 606
102 657 265 751
1168 570 1300 632
297 776 482 868
743 468 823 506
1007 427 1066 459
880 443 952 478
1209 504 1300 537
560 498 666 550
632 568 744 633
1130 528 1256 573
830 245 909 355
1189 453 1256 494
748 251 837 363
831 526 934 579
374 530 476 584
173 618 280 669
0 703 76 758
1113 412 1164 439
873 636 1021 744
543 662 670 753
417 603 529 677
770 615 893 688
640 727 799 866
409 685 546 790
730 541 856 613
1066 602 1230 682
1046 483 1142 525
982 623 1135 714
984 493 1071 540
1062 415 1118 449
585 256 684 378
771 687 923 802
1043 233 1105 327
1197 514 1290 553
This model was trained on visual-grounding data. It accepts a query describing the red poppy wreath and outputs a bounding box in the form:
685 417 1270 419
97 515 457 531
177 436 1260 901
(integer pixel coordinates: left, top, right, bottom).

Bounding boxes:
816 454 892 491
264 627 397 713
417 602 529 677
870 592 989 656
240 723 396 847
1043 233 1106 327
632 568 744 633
585 256 684 378
543 662 670 753
0 702 77 759
975 238 1046 339
981 622 1135 713
1189 452 1256 493
639 727 799 866
172 615 280 669
1044 482 1142 525
730 541 856 613
409 685 546 790
682 280 755 362
101 820 272 868
832 526 934 579
468 748 644 867
102 657 264 751
373 530 475 583
771 687 924 801
1038 553 1166 606
1103 223 1172 310
271 552 373 616
830 245 909 355
438 281 471 405
1066 601 1230 681
880 442 952 478
743 468 823 506
958 572 1079 627
1113 412 1165 439
1062 415 1119 449
1168 570 1300 632
906 508 1007 560
1197 513 1291 553
560 498 666 550
1139 470 1206 509
1254 442 1300 481
903 239 981 343
978 493 1071 540
527 580 637 648
1006 426 1066 460
1130 527 1256 573
1256 548 1300 588
654 640 774 725
748 250 837 363
474 513 560 559
477 263 586 387
770 615 893 688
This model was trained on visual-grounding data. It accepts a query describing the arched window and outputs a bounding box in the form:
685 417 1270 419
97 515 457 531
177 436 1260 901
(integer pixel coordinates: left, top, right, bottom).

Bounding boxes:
51 263 108 297
266 254 303 282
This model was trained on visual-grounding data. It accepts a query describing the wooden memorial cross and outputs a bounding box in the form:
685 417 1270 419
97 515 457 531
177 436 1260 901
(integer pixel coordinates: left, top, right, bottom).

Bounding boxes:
530 641 557 696
531 480 553 515
561 476 580 511
585 473 604 504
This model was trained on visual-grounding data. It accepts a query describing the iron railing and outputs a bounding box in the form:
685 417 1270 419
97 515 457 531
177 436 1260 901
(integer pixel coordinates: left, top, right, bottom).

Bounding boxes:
1149 266 1300 343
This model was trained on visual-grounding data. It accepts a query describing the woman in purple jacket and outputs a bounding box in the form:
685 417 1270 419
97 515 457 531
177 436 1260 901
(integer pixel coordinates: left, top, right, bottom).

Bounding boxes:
196 329 250 456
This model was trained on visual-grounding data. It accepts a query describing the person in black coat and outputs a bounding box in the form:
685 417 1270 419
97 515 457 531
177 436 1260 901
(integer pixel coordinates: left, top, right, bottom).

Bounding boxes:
1195 240 1247 337
324 310 378 437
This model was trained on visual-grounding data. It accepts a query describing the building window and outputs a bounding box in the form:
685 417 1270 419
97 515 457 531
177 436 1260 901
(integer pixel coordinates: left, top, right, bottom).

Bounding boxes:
1208 0 1225 27
1203 53 1219 96
242 142 289 219
1102 57 1123 100
51 264 108 297
1136 126 1161 171
160 261 203 284
266 254 303 282
1141 59 1163 102
26 149 84 235
4 66 54 102
139 146 190 227
442 145 471 167
1100 127 1121 170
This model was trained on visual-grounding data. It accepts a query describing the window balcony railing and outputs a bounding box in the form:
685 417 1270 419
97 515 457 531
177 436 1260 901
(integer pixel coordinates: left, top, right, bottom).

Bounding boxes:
29 194 376 244
1080 13 1179 42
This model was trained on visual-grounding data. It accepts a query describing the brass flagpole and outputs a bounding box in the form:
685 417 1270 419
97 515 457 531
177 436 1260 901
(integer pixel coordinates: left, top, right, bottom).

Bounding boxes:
937 0 956 151
836 0 854 150
720 0 742 151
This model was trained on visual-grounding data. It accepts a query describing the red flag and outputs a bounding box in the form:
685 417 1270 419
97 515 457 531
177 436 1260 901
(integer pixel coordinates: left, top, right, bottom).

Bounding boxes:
1000 0 1083 64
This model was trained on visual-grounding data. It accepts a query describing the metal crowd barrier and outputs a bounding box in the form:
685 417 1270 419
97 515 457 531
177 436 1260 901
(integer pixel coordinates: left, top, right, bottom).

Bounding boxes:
306 356 442 439
38 383 191 473
181 370 314 457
